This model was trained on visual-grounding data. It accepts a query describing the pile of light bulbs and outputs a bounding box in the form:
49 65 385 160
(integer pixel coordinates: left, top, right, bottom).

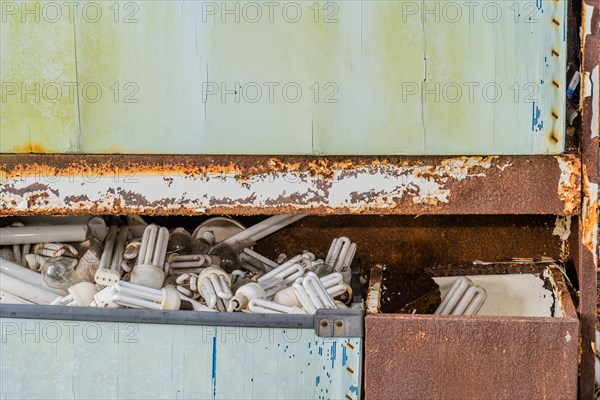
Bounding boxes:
0 215 358 315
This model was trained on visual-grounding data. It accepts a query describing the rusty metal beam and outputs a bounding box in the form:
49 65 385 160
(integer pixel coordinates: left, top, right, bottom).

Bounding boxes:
0 154 581 216
576 0 599 396
365 313 579 400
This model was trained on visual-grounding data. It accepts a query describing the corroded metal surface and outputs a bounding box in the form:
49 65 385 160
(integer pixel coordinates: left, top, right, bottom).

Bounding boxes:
255 215 563 276
366 265 383 315
577 0 599 396
365 313 579 400
547 265 578 319
0 154 581 216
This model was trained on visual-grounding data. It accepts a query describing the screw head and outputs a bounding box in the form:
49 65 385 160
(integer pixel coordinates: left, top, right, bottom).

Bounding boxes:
335 320 343 328
320 320 329 329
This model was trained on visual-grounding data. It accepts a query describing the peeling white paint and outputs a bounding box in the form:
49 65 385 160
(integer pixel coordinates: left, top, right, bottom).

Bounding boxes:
588 65 599 138
553 215 572 261
366 282 381 314
496 162 512 172
583 3 595 38
555 157 579 213
0 157 499 212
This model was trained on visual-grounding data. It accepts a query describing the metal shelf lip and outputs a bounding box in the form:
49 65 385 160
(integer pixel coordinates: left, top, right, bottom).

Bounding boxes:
0 154 581 216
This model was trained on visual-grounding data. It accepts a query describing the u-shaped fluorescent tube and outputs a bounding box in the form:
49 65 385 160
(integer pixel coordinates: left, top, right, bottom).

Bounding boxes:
258 255 303 283
110 281 182 310
198 267 232 309
324 237 356 284
95 223 129 287
248 298 305 314
130 224 169 289
435 277 487 316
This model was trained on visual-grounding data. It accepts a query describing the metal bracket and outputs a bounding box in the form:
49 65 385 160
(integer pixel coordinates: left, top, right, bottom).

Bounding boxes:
315 307 364 338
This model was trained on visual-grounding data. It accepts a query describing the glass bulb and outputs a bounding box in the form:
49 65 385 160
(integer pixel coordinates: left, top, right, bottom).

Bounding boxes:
209 242 239 273
42 257 75 290
191 231 215 254
167 227 192 254
308 262 335 277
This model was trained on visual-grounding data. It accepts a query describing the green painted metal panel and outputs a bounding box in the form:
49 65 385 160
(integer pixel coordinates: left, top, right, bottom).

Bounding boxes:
0 0 567 154
0 317 362 399
0 0 80 152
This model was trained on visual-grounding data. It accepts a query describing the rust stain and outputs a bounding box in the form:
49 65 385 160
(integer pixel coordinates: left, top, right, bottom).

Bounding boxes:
581 165 598 267
0 154 582 216
366 265 383 314
556 156 580 214
12 144 47 153
547 264 578 319
0 155 376 181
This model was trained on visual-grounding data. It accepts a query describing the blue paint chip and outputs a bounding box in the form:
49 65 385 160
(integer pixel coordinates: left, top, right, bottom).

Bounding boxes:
350 385 359 395
211 335 217 400
330 342 337 369
531 103 544 132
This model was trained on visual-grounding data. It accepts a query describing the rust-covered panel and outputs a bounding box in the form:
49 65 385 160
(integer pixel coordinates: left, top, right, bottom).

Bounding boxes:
577 0 599 396
365 313 579 400
256 215 564 276
0 154 581 216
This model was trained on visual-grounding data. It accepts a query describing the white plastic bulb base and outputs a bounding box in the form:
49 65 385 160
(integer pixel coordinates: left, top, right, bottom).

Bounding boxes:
130 264 165 289
228 282 266 312
94 269 121 287
273 286 300 307
68 282 99 307
93 286 123 308
160 287 182 310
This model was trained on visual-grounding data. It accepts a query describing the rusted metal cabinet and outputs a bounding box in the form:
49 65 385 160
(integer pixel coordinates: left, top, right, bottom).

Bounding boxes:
364 265 580 399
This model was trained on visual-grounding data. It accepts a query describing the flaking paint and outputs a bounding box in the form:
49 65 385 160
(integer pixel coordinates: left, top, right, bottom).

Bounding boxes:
581 166 598 267
0 154 581 215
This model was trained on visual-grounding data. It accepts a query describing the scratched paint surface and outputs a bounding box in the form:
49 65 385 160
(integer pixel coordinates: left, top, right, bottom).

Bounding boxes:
1 0 566 154
0 319 362 400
